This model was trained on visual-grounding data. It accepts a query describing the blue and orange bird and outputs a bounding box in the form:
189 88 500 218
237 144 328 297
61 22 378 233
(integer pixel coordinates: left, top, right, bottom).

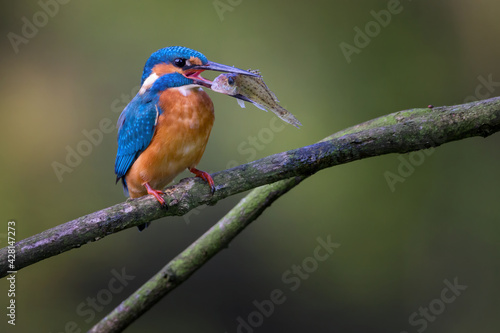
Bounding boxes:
114 46 255 230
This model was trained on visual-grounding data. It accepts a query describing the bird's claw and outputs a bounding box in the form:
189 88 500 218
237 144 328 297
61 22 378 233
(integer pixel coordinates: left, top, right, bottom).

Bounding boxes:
144 182 168 208
189 167 215 195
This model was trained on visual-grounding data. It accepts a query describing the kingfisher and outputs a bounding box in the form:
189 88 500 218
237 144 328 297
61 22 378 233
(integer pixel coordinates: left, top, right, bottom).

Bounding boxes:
114 46 255 230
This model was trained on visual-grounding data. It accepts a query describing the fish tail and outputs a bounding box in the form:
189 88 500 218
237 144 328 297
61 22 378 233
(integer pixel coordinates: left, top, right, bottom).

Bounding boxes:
272 104 302 128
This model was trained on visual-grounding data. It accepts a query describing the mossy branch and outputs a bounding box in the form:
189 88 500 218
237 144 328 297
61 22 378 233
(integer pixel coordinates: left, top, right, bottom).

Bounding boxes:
89 176 307 332
1 96 499 279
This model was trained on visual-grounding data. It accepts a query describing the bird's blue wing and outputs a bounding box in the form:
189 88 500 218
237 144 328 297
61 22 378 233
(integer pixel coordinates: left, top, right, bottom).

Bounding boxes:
114 92 160 183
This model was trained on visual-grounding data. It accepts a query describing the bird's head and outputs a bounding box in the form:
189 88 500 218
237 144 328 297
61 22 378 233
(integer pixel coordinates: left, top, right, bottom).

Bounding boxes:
140 46 256 93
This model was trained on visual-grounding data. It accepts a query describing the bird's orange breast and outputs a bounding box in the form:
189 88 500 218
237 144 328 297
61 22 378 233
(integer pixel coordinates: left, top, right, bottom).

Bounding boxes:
125 87 214 198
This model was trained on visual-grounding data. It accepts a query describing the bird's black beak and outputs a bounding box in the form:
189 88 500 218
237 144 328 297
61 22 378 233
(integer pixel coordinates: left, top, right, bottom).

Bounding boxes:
196 61 258 76
184 61 258 88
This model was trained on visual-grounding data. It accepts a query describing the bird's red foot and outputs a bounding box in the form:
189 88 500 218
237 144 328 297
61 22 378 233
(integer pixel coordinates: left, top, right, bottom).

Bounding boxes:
189 167 215 194
143 182 167 207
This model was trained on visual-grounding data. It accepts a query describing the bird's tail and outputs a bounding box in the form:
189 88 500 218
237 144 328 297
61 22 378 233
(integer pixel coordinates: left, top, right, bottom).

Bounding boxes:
116 177 149 230
137 222 150 231
118 177 129 197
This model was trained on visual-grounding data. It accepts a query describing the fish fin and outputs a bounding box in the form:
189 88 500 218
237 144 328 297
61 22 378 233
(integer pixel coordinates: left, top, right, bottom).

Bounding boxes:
232 93 268 112
261 81 280 103
290 118 303 128
253 102 268 112
232 94 253 104
269 90 280 103
230 94 250 108
248 69 262 77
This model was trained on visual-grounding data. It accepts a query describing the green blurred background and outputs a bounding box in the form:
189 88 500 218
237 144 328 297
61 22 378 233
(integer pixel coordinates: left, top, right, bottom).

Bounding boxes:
1 0 499 332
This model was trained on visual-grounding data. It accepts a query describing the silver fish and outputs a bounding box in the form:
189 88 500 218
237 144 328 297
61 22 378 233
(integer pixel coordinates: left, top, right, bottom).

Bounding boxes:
211 69 302 128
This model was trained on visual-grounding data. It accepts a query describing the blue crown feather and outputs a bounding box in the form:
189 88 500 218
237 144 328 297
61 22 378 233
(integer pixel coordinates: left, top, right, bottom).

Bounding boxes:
141 46 208 84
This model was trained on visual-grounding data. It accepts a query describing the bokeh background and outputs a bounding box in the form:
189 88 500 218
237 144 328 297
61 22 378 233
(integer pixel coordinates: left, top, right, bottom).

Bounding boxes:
1 1 499 332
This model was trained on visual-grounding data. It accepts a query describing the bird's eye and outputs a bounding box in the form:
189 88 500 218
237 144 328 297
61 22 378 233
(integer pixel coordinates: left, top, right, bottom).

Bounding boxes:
174 58 186 68
227 77 235 85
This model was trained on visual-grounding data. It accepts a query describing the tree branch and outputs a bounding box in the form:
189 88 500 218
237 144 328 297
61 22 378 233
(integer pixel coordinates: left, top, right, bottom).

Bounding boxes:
88 176 307 333
1 96 499 278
